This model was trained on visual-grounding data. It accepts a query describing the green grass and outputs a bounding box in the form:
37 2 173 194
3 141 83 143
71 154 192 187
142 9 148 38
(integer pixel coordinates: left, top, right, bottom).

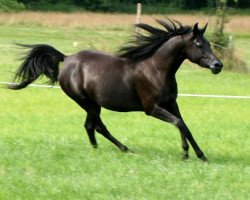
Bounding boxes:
0 24 250 200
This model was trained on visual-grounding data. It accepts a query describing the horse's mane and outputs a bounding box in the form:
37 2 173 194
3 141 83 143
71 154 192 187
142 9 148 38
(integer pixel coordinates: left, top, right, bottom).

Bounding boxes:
118 19 192 63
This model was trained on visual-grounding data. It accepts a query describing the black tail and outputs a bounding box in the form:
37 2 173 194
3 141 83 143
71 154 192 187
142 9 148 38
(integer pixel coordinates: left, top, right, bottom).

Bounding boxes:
8 44 65 90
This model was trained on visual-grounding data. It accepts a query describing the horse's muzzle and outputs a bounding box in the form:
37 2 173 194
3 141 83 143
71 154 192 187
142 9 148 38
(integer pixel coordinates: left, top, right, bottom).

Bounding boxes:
210 61 223 74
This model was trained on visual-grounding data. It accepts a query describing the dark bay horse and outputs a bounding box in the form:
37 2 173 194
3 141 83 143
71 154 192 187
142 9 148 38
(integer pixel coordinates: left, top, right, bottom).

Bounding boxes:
8 19 223 161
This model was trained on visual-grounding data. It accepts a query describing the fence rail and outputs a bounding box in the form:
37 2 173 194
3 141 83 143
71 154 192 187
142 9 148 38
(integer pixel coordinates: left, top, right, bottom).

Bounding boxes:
1 82 250 99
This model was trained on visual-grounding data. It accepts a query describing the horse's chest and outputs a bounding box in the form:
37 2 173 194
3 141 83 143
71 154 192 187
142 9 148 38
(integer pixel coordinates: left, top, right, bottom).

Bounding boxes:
158 82 178 103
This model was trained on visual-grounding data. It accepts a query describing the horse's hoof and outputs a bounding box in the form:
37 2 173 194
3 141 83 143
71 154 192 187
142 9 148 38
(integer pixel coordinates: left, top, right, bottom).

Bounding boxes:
200 155 208 162
128 149 136 154
182 151 189 160
182 154 189 160
120 146 129 152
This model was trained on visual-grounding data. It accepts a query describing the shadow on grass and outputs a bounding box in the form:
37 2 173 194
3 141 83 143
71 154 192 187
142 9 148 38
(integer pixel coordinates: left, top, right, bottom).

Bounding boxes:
124 143 250 166
208 153 250 166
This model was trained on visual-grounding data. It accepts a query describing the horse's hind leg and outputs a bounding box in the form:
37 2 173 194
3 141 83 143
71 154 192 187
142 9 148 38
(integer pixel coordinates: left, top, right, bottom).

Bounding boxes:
70 97 100 149
95 116 129 152
61 84 129 151
84 114 98 148
74 99 128 151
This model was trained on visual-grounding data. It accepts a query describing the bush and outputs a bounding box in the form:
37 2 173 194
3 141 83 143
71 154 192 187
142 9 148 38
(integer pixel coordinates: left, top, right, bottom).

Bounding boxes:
211 0 248 72
221 39 248 72
0 0 25 12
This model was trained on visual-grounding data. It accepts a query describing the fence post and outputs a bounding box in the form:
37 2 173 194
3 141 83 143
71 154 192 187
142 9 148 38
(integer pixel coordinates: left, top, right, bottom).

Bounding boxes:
136 1 142 32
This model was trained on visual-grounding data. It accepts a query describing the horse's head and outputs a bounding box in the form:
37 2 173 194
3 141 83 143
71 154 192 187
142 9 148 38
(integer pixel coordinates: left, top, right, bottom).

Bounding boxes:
185 23 223 74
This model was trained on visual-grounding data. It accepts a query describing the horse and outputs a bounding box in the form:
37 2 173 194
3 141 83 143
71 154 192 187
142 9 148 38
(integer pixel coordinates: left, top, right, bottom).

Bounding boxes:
8 19 223 161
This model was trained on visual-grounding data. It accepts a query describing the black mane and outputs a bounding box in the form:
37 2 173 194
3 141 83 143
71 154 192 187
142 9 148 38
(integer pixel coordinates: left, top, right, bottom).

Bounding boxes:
119 19 192 63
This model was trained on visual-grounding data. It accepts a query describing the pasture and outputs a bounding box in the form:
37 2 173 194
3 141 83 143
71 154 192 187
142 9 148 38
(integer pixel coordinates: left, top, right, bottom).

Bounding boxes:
0 12 250 199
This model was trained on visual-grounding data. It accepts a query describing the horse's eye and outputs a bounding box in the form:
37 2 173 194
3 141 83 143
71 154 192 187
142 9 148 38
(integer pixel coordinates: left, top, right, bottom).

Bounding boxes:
194 39 202 48
195 42 202 48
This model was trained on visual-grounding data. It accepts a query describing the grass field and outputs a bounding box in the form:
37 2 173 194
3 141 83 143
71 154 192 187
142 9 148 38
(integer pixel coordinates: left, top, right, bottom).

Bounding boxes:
0 12 250 200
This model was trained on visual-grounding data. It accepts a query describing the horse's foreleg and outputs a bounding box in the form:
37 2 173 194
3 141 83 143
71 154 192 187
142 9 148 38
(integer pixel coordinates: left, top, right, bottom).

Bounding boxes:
149 104 207 161
165 102 189 160
95 117 129 152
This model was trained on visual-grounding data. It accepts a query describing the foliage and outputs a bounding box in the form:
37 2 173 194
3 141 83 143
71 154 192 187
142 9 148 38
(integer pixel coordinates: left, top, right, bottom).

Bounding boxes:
212 0 229 48
0 0 25 12
12 0 250 13
211 0 248 72
237 0 250 7
0 0 249 13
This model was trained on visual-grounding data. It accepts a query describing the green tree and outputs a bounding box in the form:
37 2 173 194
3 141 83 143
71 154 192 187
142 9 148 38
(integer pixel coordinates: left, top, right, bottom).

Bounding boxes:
211 0 247 72
0 0 25 11
212 0 228 48
237 0 250 7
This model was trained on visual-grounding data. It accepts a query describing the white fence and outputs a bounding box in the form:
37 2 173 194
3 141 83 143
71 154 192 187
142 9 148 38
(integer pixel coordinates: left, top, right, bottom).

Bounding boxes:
1 82 250 99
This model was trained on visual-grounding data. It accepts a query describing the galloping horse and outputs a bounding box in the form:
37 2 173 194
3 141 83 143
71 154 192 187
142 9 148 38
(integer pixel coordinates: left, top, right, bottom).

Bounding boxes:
8 19 223 161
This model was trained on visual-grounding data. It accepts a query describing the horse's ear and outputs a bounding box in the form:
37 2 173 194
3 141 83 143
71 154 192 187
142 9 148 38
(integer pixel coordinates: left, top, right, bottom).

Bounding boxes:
200 23 208 35
193 23 199 35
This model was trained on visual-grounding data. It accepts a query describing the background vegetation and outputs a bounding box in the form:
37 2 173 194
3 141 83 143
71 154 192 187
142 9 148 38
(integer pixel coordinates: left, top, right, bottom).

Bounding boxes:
0 0 250 12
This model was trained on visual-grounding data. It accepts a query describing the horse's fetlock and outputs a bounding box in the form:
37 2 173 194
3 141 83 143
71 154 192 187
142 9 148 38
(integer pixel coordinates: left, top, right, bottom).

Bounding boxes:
182 145 189 151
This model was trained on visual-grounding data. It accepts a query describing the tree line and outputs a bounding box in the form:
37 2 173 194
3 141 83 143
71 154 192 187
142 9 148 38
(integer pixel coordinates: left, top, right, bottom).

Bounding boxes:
1 0 250 12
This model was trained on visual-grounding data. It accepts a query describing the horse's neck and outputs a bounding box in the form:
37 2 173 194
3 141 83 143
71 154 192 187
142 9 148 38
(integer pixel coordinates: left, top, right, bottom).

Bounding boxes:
153 36 186 75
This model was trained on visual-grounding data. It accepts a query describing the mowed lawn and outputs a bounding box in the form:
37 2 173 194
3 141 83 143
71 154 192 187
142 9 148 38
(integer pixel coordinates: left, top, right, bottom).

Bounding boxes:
0 15 250 199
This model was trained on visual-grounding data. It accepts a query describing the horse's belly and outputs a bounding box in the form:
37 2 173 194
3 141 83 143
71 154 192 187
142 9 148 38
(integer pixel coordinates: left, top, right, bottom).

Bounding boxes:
98 89 143 112
102 103 143 112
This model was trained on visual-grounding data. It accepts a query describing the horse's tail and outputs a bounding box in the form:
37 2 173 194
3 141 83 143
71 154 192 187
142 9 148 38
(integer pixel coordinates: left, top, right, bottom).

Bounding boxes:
8 44 65 90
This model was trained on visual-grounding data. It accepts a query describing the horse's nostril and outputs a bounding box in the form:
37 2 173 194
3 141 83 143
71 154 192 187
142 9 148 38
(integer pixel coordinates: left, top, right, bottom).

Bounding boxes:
210 60 223 74
214 63 220 68
214 61 223 68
